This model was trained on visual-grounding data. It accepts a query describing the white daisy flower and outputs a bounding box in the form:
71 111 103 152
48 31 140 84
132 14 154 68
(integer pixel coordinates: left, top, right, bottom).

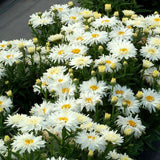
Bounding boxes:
77 92 102 112
30 101 55 117
147 36 160 47
0 50 22 66
75 112 93 125
116 115 146 138
91 16 119 29
102 129 124 145
17 116 45 133
0 139 8 157
47 111 79 133
75 130 106 152
79 77 107 97
117 94 140 115
94 55 122 73
140 44 160 61
84 30 109 46
11 133 45 154
109 26 133 40
145 14 160 27
69 55 92 69
5 114 27 128
65 44 88 60
53 81 76 98
48 34 63 42
0 96 13 114
108 38 137 60
54 97 80 112
29 11 54 28
93 123 109 133
141 88 160 113
119 153 133 160
106 149 120 160
50 4 69 16
49 44 68 63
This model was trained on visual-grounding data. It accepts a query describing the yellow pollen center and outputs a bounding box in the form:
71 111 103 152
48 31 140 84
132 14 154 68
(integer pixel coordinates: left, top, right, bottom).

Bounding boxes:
42 108 46 114
154 18 160 22
85 98 93 103
105 60 112 64
62 88 69 93
0 44 5 47
70 16 76 20
102 20 110 23
58 50 64 55
120 48 128 54
118 31 125 35
58 79 63 82
88 136 95 140
58 8 63 11
59 117 68 123
72 49 81 54
124 100 131 107
128 26 132 29
128 120 136 127
116 90 124 95
6 55 12 59
0 101 3 105
92 34 99 38
146 95 154 102
25 139 34 145
148 49 155 55
42 82 47 86
76 36 83 41
62 104 71 109
90 85 98 90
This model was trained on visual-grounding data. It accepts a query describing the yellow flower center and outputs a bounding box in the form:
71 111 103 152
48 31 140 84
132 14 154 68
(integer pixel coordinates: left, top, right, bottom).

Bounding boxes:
0 44 5 47
0 101 3 105
58 50 64 55
128 120 136 127
6 55 12 59
116 90 124 95
72 49 81 54
128 26 132 29
25 139 34 145
120 48 128 54
62 88 69 93
76 36 83 41
88 136 95 140
105 60 112 64
62 104 71 109
42 82 47 86
92 34 99 38
90 85 98 90
148 49 156 55
85 98 93 103
154 18 160 22
59 117 68 123
124 100 131 107
146 95 154 102
42 108 46 114
58 8 63 11
102 19 110 23
118 31 125 35
70 16 76 20
58 79 63 82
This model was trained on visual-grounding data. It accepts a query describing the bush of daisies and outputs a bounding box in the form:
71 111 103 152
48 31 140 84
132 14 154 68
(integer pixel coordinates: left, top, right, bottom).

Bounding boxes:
1 1 160 160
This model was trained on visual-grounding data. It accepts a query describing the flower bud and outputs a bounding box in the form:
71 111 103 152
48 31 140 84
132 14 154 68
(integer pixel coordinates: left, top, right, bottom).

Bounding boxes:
91 70 96 76
0 107 3 113
88 150 94 158
93 12 101 19
98 65 106 74
110 63 116 70
27 47 35 54
69 68 73 73
36 79 41 85
110 78 116 85
68 1 74 7
6 90 12 97
104 113 111 120
5 81 9 85
4 135 10 143
152 70 159 78
105 4 111 11
73 78 79 83
111 96 118 104
18 43 24 50
136 91 143 99
156 103 160 110
33 38 38 44
114 11 119 17
98 45 103 52
123 61 128 66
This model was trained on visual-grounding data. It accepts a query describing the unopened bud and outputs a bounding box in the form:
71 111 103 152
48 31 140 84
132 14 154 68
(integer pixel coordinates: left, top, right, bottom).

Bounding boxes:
156 103 160 110
136 91 143 99
69 68 73 73
73 78 78 83
33 38 38 44
98 45 103 52
36 79 41 85
114 11 119 17
91 70 96 76
123 61 128 66
110 63 116 70
5 81 9 85
0 107 3 113
88 150 94 157
111 96 118 104
152 70 159 78
98 65 106 74
27 47 35 54
105 4 111 11
18 43 24 49
110 78 116 85
6 90 12 97
68 1 74 7
4 135 10 143
104 113 111 120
